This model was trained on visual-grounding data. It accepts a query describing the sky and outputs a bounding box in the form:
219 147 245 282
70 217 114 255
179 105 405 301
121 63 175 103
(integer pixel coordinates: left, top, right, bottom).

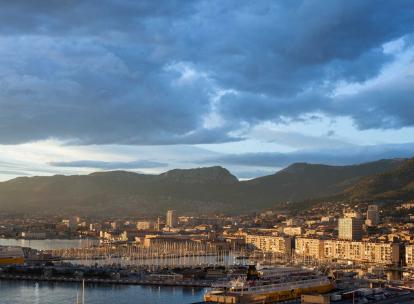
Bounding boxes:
0 0 414 181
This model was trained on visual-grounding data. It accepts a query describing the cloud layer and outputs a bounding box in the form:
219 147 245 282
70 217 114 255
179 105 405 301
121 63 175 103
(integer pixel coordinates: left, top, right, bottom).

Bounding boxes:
49 159 167 170
0 1 413 145
203 143 414 169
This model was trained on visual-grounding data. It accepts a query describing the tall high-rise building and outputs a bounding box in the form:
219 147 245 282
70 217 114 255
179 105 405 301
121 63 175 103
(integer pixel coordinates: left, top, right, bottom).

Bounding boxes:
166 210 176 228
338 217 363 241
366 205 380 226
155 217 161 231
68 216 80 230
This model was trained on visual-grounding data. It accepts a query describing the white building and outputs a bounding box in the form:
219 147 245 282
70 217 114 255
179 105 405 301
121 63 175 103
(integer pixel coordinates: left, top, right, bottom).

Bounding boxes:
296 237 400 265
323 240 399 265
283 226 303 236
338 217 363 241
245 234 292 256
295 238 325 260
406 244 414 267
166 210 177 228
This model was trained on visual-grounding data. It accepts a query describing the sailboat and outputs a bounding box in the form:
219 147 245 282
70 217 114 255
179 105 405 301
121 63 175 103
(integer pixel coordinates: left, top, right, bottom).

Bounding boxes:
75 280 85 304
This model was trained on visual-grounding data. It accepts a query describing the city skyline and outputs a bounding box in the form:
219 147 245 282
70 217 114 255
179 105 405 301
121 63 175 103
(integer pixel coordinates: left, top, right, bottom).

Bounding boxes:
0 1 414 181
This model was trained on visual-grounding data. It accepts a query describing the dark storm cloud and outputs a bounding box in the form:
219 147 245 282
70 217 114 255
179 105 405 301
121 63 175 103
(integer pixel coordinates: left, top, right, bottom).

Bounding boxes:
203 143 414 168
333 83 414 130
185 1 409 95
0 1 193 35
49 159 167 169
0 0 413 145
0 38 216 144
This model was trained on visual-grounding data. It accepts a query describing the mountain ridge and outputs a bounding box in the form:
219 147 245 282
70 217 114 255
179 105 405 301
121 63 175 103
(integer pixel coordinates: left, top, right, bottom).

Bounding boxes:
345 157 414 200
0 158 410 216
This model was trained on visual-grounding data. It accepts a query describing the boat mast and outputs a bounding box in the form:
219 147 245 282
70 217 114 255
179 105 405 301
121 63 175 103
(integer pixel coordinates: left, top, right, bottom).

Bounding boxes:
82 279 85 304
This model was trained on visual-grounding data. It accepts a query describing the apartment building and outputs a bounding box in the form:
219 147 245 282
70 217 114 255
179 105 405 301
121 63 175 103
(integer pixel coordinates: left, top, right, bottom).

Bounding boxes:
295 237 325 259
324 240 399 264
338 217 364 241
245 234 292 255
296 237 400 265
406 244 414 267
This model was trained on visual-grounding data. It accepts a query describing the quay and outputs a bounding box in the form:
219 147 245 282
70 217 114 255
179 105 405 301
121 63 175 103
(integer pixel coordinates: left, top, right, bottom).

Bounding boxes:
0 273 211 288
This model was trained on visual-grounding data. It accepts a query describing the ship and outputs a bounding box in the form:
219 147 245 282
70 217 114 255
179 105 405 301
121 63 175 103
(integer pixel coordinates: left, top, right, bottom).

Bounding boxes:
0 246 25 265
204 265 334 303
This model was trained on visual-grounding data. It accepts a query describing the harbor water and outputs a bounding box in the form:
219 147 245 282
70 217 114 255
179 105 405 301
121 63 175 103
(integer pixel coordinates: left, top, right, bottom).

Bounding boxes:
0 280 205 304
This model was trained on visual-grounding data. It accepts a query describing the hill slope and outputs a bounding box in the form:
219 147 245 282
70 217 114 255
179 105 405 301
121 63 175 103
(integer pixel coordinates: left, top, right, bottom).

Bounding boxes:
346 157 414 200
241 159 403 203
0 159 406 215
0 167 240 215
